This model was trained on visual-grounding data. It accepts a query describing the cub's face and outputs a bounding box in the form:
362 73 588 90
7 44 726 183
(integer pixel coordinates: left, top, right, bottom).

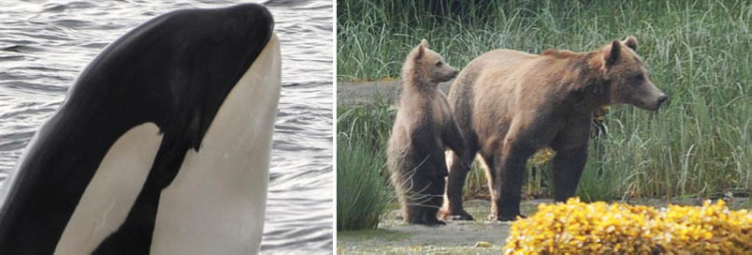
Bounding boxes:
422 48 459 83
408 39 459 84
603 37 667 111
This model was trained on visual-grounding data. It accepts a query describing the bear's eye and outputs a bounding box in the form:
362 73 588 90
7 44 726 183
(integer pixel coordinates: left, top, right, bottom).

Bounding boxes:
436 61 443 67
631 74 644 83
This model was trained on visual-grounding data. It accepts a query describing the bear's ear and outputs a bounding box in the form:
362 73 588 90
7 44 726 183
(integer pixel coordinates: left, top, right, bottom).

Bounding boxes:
622 36 637 51
605 40 621 67
415 44 425 59
415 39 428 59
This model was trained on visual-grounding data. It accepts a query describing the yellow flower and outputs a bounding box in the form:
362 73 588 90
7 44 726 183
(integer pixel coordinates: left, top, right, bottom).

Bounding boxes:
503 198 752 254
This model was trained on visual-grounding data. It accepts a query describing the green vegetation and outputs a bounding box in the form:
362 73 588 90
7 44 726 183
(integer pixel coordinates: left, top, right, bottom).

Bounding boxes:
337 0 751 228
336 102 394 230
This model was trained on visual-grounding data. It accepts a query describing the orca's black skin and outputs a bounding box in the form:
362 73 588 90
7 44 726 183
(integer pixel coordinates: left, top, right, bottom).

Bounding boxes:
0 4 273 254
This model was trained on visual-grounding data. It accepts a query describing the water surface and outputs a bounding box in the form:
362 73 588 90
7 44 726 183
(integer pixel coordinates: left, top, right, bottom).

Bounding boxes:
0 0 333 253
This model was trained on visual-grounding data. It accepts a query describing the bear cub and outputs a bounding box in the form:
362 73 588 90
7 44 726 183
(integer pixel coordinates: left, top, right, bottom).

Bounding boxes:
387 39 467 225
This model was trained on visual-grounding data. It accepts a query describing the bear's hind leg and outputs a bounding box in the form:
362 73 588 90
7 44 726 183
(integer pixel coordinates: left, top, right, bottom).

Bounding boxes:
405 204 444 225
406 197 445 225
404 176 445 226
423 199 446 226
404 198 437 225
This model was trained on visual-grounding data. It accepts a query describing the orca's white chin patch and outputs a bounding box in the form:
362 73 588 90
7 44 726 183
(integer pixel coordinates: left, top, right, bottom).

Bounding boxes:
56 123 163 255
150 33 281 254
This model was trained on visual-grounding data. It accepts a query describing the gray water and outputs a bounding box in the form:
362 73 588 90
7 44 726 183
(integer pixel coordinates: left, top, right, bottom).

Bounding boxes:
0 0 333 253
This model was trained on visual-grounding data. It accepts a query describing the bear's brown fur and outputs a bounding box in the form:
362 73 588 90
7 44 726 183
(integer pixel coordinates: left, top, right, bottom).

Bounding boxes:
387 39 467 225
445 36 667 221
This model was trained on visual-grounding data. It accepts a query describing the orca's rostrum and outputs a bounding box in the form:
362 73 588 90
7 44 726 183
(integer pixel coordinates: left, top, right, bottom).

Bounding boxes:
0 3 281 254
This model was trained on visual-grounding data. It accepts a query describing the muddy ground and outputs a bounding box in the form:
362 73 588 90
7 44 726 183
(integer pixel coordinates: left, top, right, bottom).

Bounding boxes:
337 198 750 254
337 199 518 254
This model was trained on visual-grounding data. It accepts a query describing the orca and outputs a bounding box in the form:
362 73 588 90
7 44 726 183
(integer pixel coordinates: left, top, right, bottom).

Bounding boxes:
0 3 280 254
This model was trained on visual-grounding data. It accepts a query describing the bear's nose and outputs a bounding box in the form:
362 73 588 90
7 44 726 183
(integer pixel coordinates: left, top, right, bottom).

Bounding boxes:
657 94 668 104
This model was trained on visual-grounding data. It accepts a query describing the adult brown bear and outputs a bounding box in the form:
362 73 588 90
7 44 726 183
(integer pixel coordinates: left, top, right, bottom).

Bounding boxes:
444 37 667 221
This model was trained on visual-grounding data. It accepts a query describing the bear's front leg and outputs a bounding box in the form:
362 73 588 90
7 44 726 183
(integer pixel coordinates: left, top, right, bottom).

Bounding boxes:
441 152 475 221
440 120 476 221
552 145 588 201
550 120 591 202
495 142 535 221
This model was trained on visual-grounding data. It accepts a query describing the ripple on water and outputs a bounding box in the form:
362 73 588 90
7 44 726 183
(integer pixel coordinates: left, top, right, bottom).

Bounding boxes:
0 0 332 254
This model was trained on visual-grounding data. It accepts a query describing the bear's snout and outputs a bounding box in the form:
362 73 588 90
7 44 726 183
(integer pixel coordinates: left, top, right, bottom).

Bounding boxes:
658 94 668 104
650 93 668 111
435 67 459 82
449 69 459 79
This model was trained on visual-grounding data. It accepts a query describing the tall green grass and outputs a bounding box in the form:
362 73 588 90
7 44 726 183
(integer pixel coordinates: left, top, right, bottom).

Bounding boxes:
337 0 751 203
337 103 394 230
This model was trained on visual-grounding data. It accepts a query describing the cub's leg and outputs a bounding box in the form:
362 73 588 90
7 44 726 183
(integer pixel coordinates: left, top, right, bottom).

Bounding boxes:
403 144 447 226
425 164 447 226
402 163 446 226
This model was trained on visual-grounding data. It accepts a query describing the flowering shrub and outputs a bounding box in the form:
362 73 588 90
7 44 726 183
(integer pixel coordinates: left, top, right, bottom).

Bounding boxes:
504 198 751 254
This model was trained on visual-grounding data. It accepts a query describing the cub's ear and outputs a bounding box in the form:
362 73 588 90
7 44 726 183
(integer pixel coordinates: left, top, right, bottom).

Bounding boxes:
605 40 621 67
622 36 637 51
415 39 428 59
415 44 425 59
